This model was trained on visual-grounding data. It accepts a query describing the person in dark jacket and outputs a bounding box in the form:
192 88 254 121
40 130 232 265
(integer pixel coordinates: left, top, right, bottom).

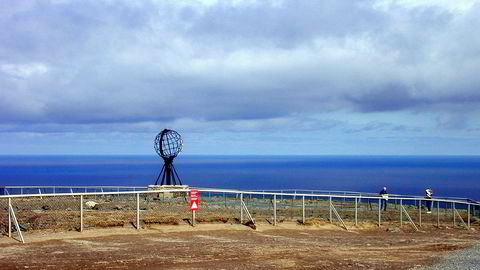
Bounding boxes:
379 187 388 211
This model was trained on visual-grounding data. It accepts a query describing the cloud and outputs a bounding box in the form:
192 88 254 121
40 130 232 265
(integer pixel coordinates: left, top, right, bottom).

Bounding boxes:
1 0 480 136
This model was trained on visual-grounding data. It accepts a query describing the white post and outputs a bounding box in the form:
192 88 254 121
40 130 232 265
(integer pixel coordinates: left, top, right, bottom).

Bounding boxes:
378 198 381 226
453 202 456 227
136 193 140 230
468 204 471 229
355 197 358 226
80 195 83 232
240 193 243 224
192 210 196 226
8 197 11 238
437 201 440 227
419 199 422 227
400 199 403 226
273 194 277 226
302 196 305 224
329 197 332 222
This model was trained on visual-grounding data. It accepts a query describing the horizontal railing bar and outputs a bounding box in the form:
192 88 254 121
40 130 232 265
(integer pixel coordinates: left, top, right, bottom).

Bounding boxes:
194 188 480 206
2 187 479 207
3 186 148 189
3 186 475 203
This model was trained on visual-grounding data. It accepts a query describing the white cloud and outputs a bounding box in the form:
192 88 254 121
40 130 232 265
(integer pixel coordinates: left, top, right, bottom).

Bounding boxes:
0 63 49 79
374 0 479 13
1 0 480 154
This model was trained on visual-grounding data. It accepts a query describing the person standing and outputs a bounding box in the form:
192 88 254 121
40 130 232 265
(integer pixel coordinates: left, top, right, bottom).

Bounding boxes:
425 188 433 213
379 187 388 211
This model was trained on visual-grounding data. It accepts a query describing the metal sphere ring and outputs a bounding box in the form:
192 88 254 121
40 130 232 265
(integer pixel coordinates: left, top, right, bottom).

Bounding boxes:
154 129 183 158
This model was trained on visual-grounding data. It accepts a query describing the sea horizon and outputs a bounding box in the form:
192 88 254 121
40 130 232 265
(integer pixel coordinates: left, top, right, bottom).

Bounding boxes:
1 155 479 200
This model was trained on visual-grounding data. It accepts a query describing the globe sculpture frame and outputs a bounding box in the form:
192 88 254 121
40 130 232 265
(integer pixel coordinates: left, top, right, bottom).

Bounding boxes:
154 129 183 185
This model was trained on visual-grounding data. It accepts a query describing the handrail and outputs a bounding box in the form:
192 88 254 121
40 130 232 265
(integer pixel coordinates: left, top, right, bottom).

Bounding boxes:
2 186 479 207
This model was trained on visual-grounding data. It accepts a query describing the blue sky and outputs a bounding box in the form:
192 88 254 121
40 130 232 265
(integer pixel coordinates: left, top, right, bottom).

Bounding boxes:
1 0 480 155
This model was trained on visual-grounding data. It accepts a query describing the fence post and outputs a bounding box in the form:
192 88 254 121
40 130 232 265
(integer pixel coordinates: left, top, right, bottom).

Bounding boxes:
329 197 332 222
400 199 403 226
8 197 11 238
302 196 305 224
419 199 422 227
468 204 471 229
136 193 140 230
240 193 243 224
453 202 456 227
80 195 83 232
273 194 277 226
437 201 440 227
355 197 358 226
378 198 381 226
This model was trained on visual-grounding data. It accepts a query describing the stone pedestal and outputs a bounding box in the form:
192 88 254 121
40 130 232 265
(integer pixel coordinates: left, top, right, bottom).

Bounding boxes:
148 185 189 199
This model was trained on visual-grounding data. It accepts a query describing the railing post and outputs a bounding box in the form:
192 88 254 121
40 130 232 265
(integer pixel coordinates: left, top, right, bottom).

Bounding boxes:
240 193 244 224
80 195 83 232
453 202 456 227
302 196 305 224
329 197 332 222
419 199 422 227
273 194 277 226
378 198 381 226
355 197 358 226
437 201 440 227
400 199 403 226
8 197 11 238
136 193 140 230
468 203 471 229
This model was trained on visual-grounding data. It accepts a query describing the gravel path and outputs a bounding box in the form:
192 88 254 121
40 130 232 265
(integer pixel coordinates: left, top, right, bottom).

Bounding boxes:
417 244 480 270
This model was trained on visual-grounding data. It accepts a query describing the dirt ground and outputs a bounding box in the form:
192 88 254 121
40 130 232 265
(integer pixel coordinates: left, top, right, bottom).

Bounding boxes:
1 222 479 270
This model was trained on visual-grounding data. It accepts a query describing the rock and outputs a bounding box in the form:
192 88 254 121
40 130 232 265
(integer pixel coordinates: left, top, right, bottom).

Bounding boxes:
42 205 51 210
85 201 97 209
386 227 401 233
114 205 123 210
19 223 29 231
244 220 256 230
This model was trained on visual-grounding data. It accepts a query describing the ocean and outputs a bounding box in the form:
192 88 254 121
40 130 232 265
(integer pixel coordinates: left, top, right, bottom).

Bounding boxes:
0 155 479 200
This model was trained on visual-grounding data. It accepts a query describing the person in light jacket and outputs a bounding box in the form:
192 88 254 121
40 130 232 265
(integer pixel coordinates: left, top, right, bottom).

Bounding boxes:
425 188 433 213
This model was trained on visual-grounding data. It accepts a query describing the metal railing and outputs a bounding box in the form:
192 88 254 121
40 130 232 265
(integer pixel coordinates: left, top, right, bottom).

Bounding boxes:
1 187 479 244
1 186 148 195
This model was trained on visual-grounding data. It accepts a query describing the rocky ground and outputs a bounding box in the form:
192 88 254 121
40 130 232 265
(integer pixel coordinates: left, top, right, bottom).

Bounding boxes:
1 222 479 269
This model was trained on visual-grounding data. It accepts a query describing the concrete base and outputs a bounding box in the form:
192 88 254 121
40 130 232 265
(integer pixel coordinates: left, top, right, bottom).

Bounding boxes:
148 185 189 198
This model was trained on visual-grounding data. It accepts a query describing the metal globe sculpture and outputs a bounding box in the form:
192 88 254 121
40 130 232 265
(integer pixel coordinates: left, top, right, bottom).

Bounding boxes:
154 129 183 185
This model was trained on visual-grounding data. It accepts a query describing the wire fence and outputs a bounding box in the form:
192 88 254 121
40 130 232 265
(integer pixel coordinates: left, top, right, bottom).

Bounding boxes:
2 188 480 243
